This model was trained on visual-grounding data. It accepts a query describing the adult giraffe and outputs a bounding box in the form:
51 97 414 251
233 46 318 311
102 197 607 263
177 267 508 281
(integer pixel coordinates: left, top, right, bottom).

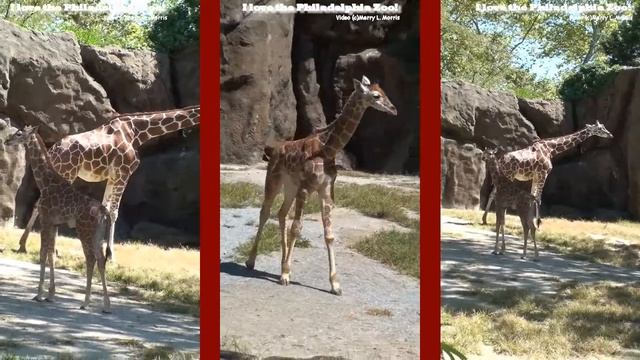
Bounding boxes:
14 105 200 261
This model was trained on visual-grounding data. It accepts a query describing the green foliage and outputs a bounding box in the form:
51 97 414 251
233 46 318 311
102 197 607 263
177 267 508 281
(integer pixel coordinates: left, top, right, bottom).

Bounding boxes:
148 0 199 52
558 62 622 101
352 229 420 278
603 3 640 66
59 15 151 50
441 342 468 360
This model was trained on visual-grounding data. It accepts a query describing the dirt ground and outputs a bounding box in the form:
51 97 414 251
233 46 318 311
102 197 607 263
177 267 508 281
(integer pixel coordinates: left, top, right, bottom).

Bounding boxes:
0 258 199 359
220 165 420 359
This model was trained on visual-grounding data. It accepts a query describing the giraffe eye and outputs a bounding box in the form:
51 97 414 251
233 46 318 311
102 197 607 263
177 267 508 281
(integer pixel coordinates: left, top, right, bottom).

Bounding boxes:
373 93 381 99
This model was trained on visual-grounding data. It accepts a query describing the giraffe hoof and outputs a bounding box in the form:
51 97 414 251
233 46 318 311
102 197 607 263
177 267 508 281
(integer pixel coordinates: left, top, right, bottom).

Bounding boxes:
44 297 54 303
280 274 290 286
245 260 255 270
491 251 499 255
33 296 45 302
14 248 27 254
102 309 112 314
80 305 87 310
331 288 342 296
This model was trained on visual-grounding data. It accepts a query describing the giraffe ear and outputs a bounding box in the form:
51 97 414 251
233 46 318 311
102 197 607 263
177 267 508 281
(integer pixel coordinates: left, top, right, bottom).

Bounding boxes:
89 205 100 217
353 78 368 93
361 75 371 86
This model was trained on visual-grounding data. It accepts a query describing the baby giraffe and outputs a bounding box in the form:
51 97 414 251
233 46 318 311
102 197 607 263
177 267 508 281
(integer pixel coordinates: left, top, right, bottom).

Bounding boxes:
5 126 112 313
483 149 539 260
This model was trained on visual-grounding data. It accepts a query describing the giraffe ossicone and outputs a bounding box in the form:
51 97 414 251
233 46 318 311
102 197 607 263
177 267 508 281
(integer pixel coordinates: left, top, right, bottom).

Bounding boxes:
245 75 397 295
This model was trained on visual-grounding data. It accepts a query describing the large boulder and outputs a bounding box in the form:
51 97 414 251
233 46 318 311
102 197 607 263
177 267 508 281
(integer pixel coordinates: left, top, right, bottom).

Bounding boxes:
441 138 485 209
0 20 116 144
0 117 26 224
171 43 200 107
220 0 297 163
518 98 573 138
543 150 627 213
441 81 539 150
332 48 416 173
292 31 326 138
80 45 175 113
121 140 199 236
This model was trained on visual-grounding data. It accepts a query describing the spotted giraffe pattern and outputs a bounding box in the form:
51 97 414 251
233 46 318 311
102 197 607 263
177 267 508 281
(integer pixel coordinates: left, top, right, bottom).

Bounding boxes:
4 126 112 313
245 76 397 295
482 149 539 259
495 121 613 214
16 105 201 261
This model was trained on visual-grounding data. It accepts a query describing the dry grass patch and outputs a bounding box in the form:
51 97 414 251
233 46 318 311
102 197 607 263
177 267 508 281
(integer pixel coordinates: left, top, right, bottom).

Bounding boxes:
442 209 640 268
0 227 199 316
441 308 491 355
443 282 640 359
365 307 393 317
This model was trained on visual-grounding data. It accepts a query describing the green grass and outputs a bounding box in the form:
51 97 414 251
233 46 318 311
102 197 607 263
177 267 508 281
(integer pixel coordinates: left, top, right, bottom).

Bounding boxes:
233 223 312 261
352 229 420 278
221 182 419 228
442 282 640 359
443 208 640 268
0 228 199 316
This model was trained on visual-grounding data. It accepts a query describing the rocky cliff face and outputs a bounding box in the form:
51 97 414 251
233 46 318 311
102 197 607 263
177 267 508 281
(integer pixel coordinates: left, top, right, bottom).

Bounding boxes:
0 19 199 243
441 70 640 220
220 0 420 173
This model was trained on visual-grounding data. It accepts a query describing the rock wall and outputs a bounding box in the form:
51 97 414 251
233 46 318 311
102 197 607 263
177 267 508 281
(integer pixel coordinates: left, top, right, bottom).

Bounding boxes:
220 0 420 173
442 69 640 220
0 19 199 243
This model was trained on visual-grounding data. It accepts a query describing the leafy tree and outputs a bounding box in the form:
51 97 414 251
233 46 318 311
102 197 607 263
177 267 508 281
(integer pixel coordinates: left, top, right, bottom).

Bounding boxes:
558 61 621 100
602 3 640 66
148 0 199 52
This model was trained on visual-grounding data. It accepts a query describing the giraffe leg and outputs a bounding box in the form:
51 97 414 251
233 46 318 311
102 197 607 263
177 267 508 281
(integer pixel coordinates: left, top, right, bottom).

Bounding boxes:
277 183 297 285
246 171 282 270
45 227 57 302
521 222 529 260
531 223 539 261
33 224 52 302
81 255 96 310
282 187 308 285
94 246 111 313
530 173 549 229
320 187 341 295
17 201 38 253
106 180 128 263
492 207 503 255
482 187 495 225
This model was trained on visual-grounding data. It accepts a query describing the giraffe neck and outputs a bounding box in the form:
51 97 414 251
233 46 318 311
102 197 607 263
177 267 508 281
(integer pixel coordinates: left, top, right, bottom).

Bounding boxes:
539 128 592 158
321 92 367 159
121 106 200 148
27 133 63 191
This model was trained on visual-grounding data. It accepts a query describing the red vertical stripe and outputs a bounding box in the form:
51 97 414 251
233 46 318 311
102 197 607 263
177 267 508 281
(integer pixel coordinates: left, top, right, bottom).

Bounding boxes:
421 0 441 358
199 0 219 357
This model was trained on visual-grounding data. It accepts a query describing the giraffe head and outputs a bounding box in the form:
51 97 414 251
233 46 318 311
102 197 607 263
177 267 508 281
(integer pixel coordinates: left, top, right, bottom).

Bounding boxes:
585 121 613 138
4 125 39 146
481 148 498 162
353 75 397 116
